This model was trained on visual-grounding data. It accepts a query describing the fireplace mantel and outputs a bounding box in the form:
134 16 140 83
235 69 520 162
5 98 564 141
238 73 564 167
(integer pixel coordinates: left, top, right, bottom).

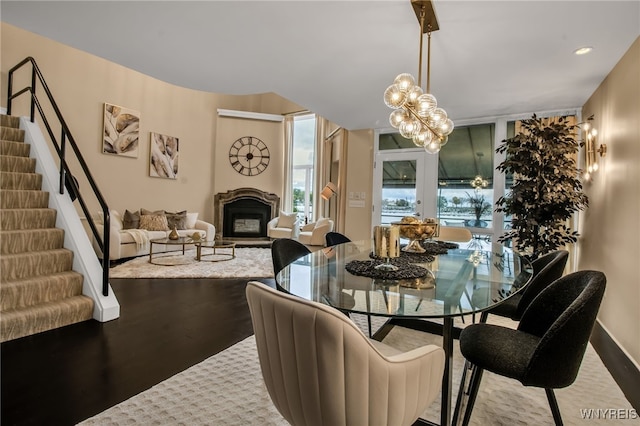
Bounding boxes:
214 188 280 240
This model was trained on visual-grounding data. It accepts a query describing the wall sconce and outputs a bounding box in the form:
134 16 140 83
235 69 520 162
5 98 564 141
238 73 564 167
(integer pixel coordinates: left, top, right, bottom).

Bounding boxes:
581 119 607 181
320 182 337 200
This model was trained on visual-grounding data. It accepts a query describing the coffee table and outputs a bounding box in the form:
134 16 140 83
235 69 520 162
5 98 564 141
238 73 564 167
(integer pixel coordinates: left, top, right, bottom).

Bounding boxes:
149 237 195 265
196 240 236 262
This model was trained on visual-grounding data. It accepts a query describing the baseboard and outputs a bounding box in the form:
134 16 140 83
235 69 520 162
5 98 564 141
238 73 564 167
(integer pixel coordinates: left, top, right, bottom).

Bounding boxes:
590 321 640 411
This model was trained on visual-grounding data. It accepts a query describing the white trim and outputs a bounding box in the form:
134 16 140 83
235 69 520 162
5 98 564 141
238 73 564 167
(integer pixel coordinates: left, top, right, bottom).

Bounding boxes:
20 116 120 322
217 108 283 122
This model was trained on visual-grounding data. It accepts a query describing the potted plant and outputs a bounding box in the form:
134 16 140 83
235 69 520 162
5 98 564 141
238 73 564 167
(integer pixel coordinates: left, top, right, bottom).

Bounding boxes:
466 192 491 227
495 114 588 259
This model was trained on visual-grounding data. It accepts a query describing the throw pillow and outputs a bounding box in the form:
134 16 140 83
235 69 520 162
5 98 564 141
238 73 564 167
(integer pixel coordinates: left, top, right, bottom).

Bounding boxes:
277 211 297 229
123 209 140 229
110 210 124 231
140 208 164 216
301 222 315 232
185 212 199 229
316 218 330 228
139 214 170 231
165 210 187 230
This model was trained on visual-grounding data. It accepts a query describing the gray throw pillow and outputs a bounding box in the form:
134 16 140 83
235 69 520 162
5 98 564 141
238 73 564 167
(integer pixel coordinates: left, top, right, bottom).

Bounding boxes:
165 210 188 230
122 209 140 229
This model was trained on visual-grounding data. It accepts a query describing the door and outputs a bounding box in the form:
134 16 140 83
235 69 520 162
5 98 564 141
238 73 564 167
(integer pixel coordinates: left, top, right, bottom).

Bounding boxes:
372 151 437 226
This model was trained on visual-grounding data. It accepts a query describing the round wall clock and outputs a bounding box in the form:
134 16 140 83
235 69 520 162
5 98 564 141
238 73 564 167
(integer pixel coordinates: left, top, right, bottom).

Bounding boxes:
228 136 270 176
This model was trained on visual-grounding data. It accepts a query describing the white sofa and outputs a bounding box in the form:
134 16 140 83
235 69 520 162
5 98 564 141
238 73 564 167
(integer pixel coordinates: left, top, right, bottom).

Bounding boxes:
93 209 215 261
298 218 334 246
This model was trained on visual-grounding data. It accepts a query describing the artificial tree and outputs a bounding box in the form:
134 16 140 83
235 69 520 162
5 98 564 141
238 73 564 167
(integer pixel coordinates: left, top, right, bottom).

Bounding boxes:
495 114 588 259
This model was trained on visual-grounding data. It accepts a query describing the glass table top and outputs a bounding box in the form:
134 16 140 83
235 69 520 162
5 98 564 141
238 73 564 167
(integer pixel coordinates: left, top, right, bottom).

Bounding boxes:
276 239 533 319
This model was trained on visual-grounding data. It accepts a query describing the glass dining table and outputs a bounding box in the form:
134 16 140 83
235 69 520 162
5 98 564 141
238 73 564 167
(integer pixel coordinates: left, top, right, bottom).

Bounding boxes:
275 239 533 426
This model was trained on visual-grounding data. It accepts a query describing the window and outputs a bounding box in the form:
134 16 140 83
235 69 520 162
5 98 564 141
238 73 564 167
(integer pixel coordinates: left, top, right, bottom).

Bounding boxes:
375 110 580 242
291 114 317 223
437 123 495 229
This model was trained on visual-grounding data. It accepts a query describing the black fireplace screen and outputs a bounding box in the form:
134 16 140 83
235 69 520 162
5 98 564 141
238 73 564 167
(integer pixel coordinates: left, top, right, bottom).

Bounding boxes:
223 198 270 238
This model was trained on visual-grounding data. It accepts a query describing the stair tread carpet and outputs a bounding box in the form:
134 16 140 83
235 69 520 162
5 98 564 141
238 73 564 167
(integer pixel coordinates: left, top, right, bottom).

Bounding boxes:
0 208 57 230
0 140 30 157
0 113 93 342
1 171 43 190
0 155 36 173
1 228 65 254
0 248 74 281
1 271 84 311
0 295 94 342
0 189 49 209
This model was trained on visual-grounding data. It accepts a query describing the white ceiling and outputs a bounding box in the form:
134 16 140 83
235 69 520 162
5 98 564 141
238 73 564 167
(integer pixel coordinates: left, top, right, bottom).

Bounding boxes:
2 1 638 131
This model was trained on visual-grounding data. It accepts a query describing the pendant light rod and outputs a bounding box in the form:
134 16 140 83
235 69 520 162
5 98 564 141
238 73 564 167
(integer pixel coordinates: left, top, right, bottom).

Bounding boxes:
411 0 439 32
418 6 425 88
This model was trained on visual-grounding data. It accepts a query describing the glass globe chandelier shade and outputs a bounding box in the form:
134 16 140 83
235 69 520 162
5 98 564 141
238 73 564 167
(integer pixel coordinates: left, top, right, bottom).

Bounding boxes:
383 1 453 153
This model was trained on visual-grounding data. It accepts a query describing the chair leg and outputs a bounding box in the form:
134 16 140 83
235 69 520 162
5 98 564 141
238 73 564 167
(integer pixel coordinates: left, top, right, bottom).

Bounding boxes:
479 311 489 323
461 365 484 426
452 360 472 425
545 388 564 426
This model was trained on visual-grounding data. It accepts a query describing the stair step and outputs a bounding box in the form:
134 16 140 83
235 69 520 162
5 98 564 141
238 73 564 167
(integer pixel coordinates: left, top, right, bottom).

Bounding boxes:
0 249 74 281
0 208 57 230
0 127 25 143
0 189 49 209
1 228 65 255
1 155 36 173
0 295 94 342
0 271 84 310
1 171 43 190
0 140 30 157
1 115 20 129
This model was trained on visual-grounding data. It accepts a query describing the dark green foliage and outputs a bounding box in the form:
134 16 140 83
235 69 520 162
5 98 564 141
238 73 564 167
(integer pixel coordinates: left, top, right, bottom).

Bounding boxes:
495 114 588 259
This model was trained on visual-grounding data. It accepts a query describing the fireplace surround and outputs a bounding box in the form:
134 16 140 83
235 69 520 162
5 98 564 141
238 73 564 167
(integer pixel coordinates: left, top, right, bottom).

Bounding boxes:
214 188 280 241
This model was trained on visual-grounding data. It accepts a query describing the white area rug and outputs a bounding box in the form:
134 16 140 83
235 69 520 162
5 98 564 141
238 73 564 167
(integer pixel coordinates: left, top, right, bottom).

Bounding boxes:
109 248 273 279
79 315 635 425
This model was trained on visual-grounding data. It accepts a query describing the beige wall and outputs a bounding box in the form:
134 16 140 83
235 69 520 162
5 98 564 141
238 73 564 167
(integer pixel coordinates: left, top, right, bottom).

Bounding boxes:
1 23 300 225
343 129 375 240
580 36 640 365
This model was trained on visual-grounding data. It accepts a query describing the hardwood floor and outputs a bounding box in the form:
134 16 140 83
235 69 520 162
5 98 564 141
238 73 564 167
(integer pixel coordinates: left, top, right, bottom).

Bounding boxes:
1 277 276 426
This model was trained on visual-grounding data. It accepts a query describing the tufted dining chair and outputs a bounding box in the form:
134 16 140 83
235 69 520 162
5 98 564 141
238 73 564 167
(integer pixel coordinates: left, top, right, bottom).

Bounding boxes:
246 280 445 426
435 226 473 243
479 250 569 323
455 270 606 426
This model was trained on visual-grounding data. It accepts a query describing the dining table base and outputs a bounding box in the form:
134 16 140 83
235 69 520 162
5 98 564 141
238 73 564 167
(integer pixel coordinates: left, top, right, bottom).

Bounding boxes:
372 317 462 426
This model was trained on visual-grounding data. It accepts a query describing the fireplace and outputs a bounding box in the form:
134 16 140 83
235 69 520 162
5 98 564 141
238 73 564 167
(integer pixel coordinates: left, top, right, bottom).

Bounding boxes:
214 188 280 241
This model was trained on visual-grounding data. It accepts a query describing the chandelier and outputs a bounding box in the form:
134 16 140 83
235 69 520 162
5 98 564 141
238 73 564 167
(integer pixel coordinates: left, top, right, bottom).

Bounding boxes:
384 0 453 154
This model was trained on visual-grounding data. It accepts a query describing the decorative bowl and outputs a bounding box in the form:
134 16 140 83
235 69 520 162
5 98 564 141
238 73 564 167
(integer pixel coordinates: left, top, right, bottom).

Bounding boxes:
391 217 439 253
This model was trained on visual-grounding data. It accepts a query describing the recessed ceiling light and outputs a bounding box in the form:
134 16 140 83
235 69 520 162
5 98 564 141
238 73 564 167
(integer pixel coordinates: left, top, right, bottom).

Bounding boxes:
574 46 593 55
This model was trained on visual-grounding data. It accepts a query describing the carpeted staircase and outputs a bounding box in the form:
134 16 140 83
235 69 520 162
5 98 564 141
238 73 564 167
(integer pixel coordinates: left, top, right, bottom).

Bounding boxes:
0 114 94 342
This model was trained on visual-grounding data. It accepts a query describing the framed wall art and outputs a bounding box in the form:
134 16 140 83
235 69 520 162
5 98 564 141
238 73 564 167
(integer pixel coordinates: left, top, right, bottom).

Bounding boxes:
149 132 179 179
103 103 140 157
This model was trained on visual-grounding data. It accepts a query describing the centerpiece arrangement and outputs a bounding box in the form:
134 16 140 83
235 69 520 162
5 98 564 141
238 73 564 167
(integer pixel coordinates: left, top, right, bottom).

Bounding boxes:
392 216 439 253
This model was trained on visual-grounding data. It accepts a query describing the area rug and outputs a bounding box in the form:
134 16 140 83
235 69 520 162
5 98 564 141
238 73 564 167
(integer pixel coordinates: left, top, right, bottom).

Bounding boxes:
79 315 635 425
109 247 273 279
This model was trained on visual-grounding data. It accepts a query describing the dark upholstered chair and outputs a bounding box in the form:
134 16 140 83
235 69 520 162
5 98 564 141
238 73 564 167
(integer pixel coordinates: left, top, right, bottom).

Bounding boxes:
455 270 606 426
246 280 445 426
479 250 569 323
271 238 311 278
325 231 351 247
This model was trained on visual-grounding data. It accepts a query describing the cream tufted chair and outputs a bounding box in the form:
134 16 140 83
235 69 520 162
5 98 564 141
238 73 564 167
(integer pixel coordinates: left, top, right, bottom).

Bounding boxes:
246 281 445 426
297 218 334 246
267 211 300 239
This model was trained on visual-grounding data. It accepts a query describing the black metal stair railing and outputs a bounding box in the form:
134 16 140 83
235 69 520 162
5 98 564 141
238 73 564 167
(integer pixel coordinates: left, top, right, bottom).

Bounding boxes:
6 56 111 296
